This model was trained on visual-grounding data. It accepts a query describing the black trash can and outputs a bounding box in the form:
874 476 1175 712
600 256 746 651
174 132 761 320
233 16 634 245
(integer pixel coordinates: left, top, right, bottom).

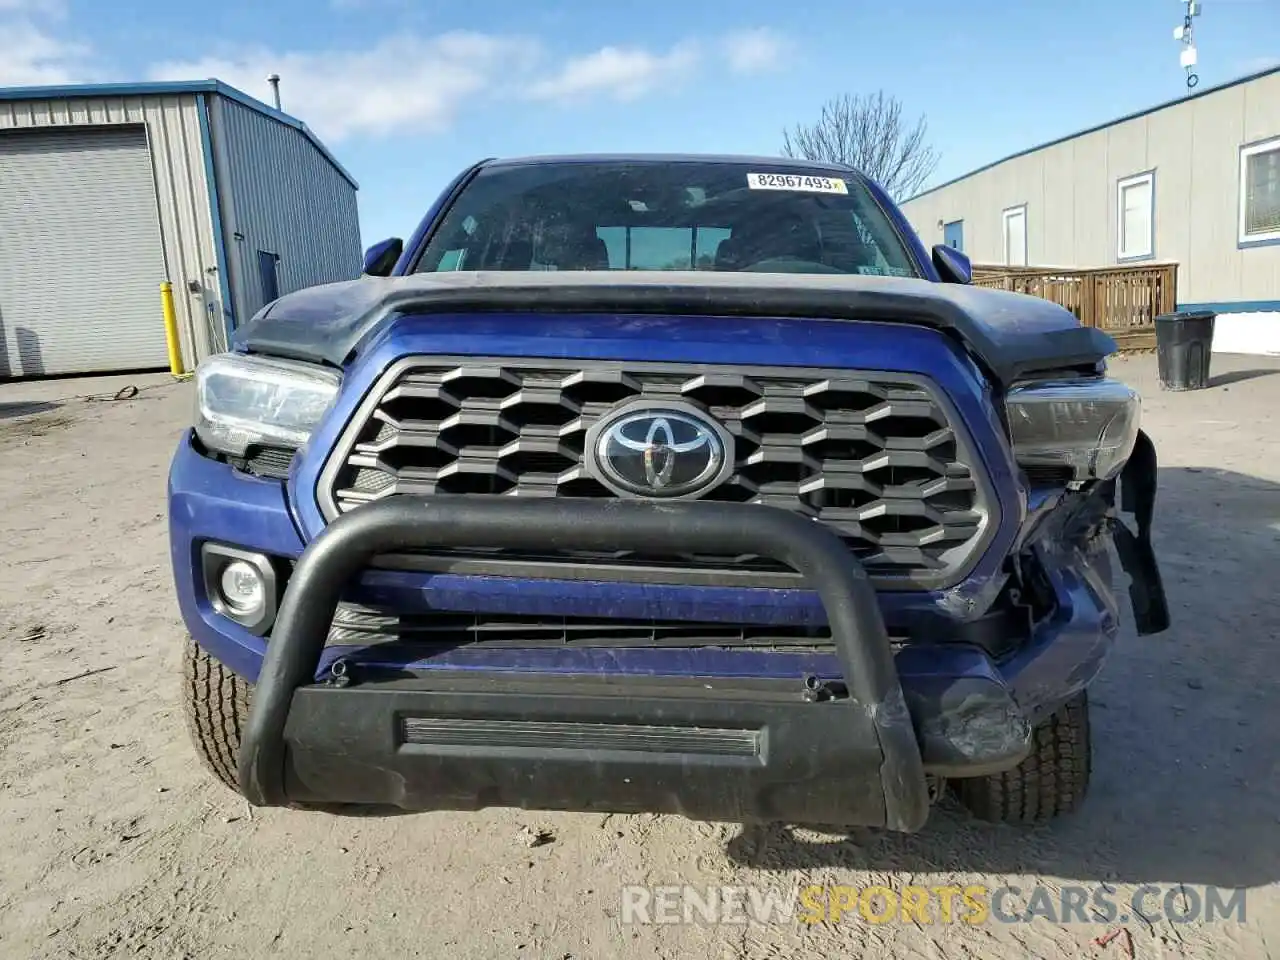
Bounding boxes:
1155 310 1216 391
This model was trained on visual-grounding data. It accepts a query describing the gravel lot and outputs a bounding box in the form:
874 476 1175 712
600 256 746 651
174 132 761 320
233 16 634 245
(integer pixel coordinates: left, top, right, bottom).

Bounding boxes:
1 353 1277 959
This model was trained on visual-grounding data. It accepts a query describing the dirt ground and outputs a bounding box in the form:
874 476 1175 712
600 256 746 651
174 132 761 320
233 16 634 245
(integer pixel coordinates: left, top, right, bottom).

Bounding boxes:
0 353 1277 959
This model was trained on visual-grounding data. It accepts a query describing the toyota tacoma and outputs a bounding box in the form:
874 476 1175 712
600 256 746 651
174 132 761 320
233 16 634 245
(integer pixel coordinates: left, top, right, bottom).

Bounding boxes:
169 154 1169 831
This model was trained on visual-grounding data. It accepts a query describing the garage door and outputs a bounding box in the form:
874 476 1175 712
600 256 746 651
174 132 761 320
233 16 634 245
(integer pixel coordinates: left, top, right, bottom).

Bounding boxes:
0 126 168 377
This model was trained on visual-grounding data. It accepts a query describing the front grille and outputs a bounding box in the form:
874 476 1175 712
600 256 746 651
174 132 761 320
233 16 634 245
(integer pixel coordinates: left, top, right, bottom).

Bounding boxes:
319 358 992 587
326 603 842 651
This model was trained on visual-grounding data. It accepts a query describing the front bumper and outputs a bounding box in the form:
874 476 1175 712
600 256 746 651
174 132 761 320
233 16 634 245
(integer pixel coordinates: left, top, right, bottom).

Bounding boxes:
171 433 1133 825
285 673 909 824
240 495 940 830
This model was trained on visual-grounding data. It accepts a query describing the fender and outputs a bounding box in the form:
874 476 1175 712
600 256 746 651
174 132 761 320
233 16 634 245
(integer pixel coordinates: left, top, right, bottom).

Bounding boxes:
1106 430 1171 635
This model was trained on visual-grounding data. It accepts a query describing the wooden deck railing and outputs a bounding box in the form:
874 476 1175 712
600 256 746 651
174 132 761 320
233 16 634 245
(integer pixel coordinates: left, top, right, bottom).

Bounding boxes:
971 262 1177 351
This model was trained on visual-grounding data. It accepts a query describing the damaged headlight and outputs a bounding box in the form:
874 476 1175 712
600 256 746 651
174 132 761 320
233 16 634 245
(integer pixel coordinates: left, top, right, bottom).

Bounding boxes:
1004 378 1140 483
194 353 341 457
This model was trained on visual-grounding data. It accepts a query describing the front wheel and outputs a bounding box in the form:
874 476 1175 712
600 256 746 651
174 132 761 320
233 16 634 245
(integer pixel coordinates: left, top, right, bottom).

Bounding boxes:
182 637 251 795
953 691 1092 823
180 638 400 816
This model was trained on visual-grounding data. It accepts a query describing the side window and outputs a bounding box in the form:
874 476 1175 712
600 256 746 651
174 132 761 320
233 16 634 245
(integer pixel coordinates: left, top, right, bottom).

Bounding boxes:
595 227 625 268
436 249 467 271
695 227 731 268
824 212 911 278
427 214 479 271
631 228 693 270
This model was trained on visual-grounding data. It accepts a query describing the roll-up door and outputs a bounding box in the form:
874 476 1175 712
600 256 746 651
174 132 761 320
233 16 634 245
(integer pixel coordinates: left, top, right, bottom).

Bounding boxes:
0 126 168 377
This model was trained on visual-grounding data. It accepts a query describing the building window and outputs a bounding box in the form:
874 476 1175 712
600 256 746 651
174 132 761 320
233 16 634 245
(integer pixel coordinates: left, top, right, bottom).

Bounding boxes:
1117 171 1155 261
1241 137 1280 244
1002 205 1027 266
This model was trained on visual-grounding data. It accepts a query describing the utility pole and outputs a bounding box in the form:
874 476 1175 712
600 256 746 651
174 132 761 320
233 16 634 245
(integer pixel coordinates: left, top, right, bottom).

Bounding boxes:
1173 1 1203 90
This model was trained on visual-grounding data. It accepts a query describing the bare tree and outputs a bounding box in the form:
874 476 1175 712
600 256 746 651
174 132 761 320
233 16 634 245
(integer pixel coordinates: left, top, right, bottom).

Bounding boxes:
782 91 940 200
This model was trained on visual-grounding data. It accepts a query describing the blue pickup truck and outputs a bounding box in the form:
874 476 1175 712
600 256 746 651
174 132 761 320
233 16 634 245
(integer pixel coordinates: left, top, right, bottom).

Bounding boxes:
169 154 1168 832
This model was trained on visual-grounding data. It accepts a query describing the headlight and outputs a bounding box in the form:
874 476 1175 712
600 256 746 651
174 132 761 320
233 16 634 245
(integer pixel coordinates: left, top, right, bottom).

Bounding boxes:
1005 378 1140 483
194 353 341 457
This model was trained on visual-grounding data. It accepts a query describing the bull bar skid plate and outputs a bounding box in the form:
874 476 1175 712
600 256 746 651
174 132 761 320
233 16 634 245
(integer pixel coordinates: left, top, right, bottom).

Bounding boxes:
237 496 932 832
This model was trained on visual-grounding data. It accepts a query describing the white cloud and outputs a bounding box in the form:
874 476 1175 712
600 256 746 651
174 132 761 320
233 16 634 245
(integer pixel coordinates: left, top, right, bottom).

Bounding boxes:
155 33 712 132
526 42 699 102
0 13 795 139
721 27 788 74
0 0 87 86
149 31 541 141
0 19 89 85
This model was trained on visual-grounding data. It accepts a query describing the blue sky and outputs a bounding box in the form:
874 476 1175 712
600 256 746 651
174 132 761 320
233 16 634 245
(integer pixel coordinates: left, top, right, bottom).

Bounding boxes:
4 0 1278 246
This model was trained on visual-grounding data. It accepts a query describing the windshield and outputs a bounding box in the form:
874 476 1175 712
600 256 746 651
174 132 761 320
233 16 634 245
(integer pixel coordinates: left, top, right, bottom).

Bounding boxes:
413 160 920 277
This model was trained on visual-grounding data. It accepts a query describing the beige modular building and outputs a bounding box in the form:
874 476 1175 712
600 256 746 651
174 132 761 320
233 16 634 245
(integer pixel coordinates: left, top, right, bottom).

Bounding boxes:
901 65 1280 355
0 80 362 378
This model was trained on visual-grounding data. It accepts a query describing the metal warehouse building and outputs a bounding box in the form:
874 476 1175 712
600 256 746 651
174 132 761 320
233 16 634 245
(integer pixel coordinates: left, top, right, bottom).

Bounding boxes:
0 80 362 378
902 65 1280 355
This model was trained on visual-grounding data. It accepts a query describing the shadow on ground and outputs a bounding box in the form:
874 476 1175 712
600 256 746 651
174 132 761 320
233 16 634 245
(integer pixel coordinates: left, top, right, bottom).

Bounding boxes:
1207 368 1280 388
724 466 1280 890
0 400 59 420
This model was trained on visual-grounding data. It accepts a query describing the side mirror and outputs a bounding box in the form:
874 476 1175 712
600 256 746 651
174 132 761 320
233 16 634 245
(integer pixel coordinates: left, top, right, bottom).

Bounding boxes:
363 237 404 277
931 244 973 285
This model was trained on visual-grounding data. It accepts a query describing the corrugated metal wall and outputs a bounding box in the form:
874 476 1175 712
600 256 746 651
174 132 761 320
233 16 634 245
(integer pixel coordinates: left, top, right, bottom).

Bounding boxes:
208 95 361 328
901 72 1280 305
0 94 225 367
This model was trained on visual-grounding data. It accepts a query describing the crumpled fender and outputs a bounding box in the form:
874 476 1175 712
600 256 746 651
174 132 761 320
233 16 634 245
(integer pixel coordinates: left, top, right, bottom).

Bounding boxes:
1103 429 1170 635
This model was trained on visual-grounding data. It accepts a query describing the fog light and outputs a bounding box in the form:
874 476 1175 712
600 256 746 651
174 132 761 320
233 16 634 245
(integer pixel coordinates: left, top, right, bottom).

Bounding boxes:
200 543 280 635
219 560 265 614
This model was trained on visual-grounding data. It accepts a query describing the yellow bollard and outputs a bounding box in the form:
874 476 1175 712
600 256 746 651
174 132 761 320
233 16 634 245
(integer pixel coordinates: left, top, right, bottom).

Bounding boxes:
161 281 184 376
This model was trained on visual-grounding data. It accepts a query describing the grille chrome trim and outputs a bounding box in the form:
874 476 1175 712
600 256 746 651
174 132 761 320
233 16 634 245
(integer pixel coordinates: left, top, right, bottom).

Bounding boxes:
316 356 997 590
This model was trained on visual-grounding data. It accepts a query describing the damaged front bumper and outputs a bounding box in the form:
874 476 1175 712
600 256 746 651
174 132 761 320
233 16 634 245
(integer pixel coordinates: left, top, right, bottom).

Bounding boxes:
173 428 1168 829
238 496 949 830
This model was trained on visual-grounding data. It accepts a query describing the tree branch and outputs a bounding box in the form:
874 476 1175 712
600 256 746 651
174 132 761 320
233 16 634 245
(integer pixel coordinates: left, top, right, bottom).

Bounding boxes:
781 90 940 200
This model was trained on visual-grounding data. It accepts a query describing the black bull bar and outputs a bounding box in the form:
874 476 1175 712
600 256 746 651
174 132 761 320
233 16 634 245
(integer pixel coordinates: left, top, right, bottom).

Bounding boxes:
237 496 931 832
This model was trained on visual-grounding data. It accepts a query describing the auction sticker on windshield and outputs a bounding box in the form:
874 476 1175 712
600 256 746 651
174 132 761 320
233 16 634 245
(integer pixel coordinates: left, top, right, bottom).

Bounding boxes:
747 173 848 194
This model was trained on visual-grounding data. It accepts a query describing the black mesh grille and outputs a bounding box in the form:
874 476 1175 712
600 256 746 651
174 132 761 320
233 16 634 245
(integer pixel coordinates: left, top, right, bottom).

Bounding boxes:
320 358 991 585
326 603 845 651
229 445 295 480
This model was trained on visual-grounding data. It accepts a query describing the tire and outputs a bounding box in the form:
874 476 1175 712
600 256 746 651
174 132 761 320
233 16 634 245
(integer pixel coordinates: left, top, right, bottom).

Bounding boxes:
954 690 1091 823
180 639 399 817
182 637 252 795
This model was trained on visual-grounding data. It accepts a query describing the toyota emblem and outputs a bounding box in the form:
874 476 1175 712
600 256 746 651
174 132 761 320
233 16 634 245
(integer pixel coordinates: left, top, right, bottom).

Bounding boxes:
584 400 734 499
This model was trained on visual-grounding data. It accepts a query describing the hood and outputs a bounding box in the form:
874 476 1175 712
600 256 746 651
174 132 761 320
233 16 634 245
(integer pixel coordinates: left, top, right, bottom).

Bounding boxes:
234 271 1115 384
